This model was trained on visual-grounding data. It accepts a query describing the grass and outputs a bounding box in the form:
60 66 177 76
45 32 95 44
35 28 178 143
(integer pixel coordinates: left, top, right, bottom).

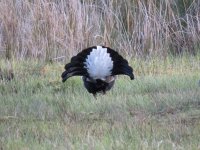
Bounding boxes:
0 55 200 149
0 0 199 60
0 0 199 149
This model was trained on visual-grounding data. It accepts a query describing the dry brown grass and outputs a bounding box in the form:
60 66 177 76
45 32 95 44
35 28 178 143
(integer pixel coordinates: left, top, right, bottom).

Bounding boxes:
0 0 199 61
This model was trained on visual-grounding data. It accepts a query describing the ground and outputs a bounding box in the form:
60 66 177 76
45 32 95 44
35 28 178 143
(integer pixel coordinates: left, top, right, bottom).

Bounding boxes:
0 55 200 150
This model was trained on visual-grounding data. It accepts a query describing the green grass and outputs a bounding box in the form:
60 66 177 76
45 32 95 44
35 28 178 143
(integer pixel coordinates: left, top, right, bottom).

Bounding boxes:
0 56 200 150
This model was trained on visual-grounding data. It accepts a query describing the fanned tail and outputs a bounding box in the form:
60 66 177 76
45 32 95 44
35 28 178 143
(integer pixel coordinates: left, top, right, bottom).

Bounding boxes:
105 47 134 80
61 46 134 83
61 62 87 82
61 47 94 82
112 64 134 80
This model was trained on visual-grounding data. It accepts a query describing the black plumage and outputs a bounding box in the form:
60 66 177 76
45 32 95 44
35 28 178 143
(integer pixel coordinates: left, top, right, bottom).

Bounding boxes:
61 46 134 96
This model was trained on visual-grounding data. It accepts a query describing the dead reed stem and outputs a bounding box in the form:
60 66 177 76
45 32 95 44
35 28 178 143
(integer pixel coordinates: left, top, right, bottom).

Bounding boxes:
0 0 199 61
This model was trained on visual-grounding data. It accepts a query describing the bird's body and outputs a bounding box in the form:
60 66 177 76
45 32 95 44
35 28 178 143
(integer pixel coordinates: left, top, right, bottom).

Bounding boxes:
82 76 116 95
61 46 134 96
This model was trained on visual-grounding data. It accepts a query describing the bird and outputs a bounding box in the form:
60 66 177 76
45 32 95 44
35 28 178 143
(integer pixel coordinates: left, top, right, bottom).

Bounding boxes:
61 46 134 96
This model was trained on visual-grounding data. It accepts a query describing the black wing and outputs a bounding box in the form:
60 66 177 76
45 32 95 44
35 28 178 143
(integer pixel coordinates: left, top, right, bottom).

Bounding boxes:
104 46 134 80
61 46 95 82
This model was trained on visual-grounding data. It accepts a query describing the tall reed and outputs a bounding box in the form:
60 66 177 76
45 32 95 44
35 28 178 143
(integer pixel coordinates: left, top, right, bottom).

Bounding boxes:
0 0 199 61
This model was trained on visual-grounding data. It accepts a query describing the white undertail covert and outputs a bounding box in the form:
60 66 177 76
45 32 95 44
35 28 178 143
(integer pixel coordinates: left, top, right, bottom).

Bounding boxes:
84 46 113 80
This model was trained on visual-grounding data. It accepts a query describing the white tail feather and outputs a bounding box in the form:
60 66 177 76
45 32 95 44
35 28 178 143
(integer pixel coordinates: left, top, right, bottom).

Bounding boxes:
84 46 113 80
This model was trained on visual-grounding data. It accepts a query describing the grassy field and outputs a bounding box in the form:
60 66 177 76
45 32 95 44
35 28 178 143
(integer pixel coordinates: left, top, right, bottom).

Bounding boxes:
1 0 199 60
0 55 200 150
0 0 200 149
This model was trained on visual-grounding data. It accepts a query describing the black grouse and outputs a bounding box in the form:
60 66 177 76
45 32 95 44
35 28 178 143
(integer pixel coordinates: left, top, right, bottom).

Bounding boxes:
61 46 134 96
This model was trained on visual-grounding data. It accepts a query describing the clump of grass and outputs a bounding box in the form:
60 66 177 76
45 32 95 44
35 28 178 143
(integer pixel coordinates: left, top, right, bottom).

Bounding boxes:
0 60 14 81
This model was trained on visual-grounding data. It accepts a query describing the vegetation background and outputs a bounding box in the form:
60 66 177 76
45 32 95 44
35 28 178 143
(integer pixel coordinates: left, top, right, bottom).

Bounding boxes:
0 0 200 149
0 0 200 60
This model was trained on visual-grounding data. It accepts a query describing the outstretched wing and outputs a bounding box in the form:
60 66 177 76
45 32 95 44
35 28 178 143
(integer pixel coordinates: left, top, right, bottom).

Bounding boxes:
105 46 134 80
